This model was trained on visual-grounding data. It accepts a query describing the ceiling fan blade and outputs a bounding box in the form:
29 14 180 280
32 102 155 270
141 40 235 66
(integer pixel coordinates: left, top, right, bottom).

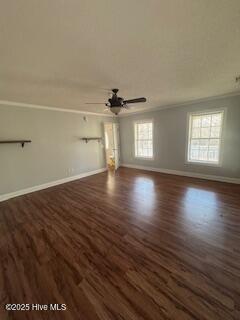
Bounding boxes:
123 97 146 104
85 102 105 104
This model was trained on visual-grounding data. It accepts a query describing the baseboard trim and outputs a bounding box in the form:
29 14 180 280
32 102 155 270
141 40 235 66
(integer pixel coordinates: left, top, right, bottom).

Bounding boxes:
0 168 107 202
121 164 240 184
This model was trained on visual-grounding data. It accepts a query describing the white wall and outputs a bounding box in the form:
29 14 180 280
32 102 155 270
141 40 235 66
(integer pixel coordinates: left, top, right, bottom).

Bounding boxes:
0 104 115 195
119 95 240 179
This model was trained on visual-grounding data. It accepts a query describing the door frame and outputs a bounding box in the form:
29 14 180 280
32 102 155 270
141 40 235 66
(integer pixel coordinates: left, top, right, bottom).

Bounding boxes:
103 121 120 170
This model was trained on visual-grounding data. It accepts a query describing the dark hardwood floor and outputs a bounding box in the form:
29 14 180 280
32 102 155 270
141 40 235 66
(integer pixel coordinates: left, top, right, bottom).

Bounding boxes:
0 168 240 320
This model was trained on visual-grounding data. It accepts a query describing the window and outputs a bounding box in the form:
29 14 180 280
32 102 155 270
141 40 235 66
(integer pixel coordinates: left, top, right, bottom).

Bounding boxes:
187 111 224 165
134 120 153 158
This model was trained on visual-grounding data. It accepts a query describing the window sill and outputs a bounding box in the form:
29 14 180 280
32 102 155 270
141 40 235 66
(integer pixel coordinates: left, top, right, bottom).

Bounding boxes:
186 160 222 167
134 156 154 161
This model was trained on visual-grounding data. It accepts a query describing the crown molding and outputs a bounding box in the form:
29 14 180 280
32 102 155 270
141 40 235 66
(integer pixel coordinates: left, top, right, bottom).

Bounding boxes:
1 90 240 118
0 100 114 117
119 90 240 117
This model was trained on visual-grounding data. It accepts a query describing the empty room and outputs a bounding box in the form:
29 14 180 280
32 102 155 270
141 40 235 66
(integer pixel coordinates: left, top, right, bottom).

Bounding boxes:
1 1 240 319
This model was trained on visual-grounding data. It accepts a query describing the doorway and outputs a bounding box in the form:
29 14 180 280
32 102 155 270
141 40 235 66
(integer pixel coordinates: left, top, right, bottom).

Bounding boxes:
104 122 120 171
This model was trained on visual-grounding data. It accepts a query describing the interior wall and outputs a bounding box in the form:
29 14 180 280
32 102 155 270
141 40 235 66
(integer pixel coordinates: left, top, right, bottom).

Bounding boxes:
119 94 240 179
0 104 115 195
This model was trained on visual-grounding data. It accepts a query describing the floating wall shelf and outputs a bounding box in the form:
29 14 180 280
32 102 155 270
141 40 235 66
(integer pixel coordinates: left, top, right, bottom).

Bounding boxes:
0 140 32 148
81 137 102 143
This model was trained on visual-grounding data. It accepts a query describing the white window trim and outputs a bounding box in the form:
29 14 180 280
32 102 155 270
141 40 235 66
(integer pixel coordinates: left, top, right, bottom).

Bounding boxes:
133 119 154 160
185 108 226 167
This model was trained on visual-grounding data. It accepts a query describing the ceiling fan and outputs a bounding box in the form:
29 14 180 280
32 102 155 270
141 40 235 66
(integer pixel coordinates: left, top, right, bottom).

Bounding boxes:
85 89 147 115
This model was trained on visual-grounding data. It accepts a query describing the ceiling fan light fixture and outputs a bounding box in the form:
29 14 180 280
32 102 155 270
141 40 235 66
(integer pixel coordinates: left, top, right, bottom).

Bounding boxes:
85 89 146 115
110 106 121 115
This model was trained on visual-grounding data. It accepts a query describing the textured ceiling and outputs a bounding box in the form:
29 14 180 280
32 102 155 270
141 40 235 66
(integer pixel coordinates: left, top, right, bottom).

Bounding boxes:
1 0 240 115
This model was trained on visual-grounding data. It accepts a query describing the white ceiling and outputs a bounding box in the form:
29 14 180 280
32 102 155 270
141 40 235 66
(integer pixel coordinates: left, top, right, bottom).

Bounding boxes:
1 0 240 115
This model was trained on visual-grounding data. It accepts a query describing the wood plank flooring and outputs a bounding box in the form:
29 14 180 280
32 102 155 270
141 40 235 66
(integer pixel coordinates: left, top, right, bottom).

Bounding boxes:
0 167 240 320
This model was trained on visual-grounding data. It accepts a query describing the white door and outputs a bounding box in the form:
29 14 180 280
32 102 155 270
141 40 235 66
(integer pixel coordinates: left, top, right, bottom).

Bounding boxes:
113 123 120 170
